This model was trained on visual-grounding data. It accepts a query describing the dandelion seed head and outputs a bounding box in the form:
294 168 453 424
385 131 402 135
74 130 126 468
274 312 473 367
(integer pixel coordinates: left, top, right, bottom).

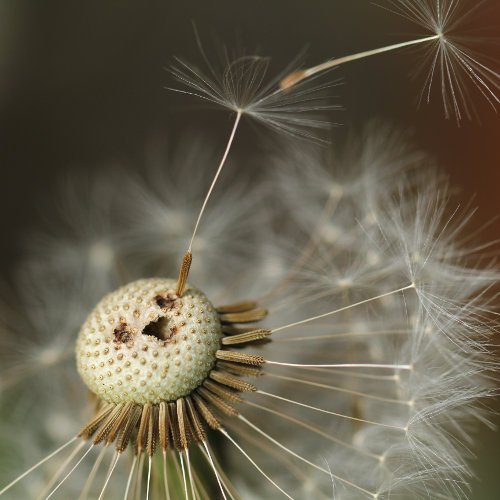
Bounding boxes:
76 278 222 405
1 4 499 497
0 126 497 499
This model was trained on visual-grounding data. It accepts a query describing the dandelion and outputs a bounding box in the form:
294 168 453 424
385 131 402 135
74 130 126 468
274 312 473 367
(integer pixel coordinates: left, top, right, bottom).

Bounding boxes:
1 124 498 499
0 2 498 500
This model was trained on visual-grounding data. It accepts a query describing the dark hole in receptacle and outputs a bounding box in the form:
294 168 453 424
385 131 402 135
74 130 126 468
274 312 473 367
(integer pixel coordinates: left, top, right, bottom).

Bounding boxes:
142 316 173 341
114 322 132 343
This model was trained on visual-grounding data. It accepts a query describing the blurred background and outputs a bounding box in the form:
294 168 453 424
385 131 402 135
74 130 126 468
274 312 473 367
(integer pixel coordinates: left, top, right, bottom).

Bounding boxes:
0 1 499 498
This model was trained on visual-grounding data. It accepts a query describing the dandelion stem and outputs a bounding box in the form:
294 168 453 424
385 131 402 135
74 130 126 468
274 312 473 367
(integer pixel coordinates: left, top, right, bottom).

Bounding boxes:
201 442 228 500
185 449 196 500
187 111 242 254
37 440 86 500
45 443 94 500
123 454 137 500
79 445 108 500
180 451 189 500
256 390 405 430
296 366 400 380
272 328 411 343
162 451 171 500
146 456 152 500
0 436 78 496
271 284 415 332
97 451 120 500
245 399 380 460
219 428 294 499
134 452 145 500
280 35 441 89
238 415 377 498
266 360 412 370
264 372 408 405
201 442 239 500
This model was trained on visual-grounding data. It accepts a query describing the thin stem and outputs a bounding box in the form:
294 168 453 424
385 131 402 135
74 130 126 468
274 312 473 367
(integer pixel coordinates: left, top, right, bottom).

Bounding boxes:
238 415 377 498
134 453 145 500
264 372 408 405
180 452 189 500
185 450 196 500
98 452 120 500
162 451 171 500
244 399 380 460
201 442 228 500
45 443 94 500
79 445 109 500
187 111 242 253
272 328 411 343
281 35 441 89
38 440 86 500
0 436 78 496
219 428 294 500
266 360 412 370
202 443 239 500
123 454 137 500
225 419 331 500
271 284 415 333
283 365 400 380
146 456 152 500
256 390 405 430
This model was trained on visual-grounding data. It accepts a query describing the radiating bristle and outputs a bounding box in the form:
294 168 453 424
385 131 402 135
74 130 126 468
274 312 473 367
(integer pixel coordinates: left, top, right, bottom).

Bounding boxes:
147 405 159 457
185 396 207 443
176 398 189 450
219 308 268 324
192 393 222 431
94 404 125 444
222 329 272 345
209 370 257 392
203 379 244 403
217 361 264 378
197 387 239 417
158 402 171 452
136 403 151 452
215 350 265 366
78 404 114 440
107 401 134 444
116 405 142 453
217 300 258 313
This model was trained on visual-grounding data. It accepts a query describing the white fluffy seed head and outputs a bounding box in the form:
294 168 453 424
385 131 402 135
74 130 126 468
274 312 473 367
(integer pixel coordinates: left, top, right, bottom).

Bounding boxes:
76 278 222 405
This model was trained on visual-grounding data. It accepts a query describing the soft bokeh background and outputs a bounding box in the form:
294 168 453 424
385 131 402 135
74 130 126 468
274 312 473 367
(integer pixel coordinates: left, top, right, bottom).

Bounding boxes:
1 1 499 498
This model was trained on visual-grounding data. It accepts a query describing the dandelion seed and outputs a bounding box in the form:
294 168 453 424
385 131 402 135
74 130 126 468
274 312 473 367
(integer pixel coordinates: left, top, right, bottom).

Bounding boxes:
279 34 441 90
170 44 337 139
280 0 500 121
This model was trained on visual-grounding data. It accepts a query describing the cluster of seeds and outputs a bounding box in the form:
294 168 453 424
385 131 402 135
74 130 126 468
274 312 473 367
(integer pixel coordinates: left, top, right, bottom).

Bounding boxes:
75 276 271 454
